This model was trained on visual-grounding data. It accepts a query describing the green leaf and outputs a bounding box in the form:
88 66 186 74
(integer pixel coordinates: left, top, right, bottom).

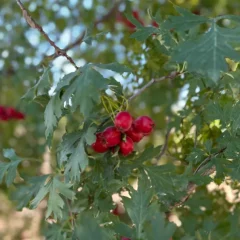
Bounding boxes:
163 5 209 31
186 148 205 164
64 140 88 182
0 149 23 186
130 27 159 41
204 101 240 134
31 176 75 220
148 8 162 24
61 64 108 117
124 11 143 28
64 125 97 182
230 102 240 132
171 21 240 81
55 71 79 92
204 102 223 123
113 222 133 239
144 164 176 195
228 210 240 238
94 62 131 74
44 93 62 141
135 145 161 163
11 175 49 210
123 177 153 239
144 208 176 240
82 25 108 45
21 67 51 102
85 126 98 145
73 213 112 240
57 131 82 166
34 67 52 96
45 223 68 240
189 175 212 185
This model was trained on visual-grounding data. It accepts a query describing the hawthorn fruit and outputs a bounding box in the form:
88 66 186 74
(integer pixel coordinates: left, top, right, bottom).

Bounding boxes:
133 116 155 134
126 125 144 142
152 20 159 27
92 113 154 155
102 126 121 147
112 203 125 216
91 133 109 153
114 111 133 132
0 106 25 121
119 136 134 156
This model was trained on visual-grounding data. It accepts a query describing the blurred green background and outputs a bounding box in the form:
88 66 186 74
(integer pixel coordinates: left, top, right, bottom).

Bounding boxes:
1 0 240 239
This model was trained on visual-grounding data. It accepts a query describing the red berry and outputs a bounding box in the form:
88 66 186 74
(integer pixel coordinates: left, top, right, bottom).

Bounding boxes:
0 106 25 121
152 20 159 28
5 107 16 118
126 126 144 142
121 237 131 240
119 136 134 156
0 106 8 121
102 126 121 147
13 111 25 120
114 111 133 132
112 203 125 216
192 9 201 15
91 133 108 153
133 116 155 134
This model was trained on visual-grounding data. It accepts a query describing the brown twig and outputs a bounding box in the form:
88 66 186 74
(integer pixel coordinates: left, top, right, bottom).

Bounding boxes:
193 146 227 175
128 71 180 102
16 0 79 69
157 116 172 161
170 146 227 210
47 0 124 60
66 199 74 229
157 127 172 161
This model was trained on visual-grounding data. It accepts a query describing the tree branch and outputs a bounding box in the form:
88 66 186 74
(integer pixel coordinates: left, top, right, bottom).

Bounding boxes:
16 0 79 69
193 146 227 175
128 71 180 102
48 0 124 60
157 127 172 161
170 146 227 210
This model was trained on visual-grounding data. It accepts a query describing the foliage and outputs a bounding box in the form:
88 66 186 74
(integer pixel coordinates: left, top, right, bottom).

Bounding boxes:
2 0 240 239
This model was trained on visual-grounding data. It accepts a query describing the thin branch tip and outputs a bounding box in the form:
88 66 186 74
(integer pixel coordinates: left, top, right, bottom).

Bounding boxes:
16 0 79 69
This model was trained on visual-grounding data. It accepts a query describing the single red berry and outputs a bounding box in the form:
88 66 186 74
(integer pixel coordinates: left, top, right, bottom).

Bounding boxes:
13 111 25 120
119 136 134 156
152 20 159 27
102 126 121 147
133 116 155 134
192 9 201 15
5 107 16 119
0 106 9 121
121 237 131 240
114 111 133 132
126 126 144 142
112 203 125 216
91 133 109 153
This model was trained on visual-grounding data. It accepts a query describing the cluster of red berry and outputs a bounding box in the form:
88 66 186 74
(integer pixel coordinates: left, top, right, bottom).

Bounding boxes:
91 111 155 156
0 106 25 121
